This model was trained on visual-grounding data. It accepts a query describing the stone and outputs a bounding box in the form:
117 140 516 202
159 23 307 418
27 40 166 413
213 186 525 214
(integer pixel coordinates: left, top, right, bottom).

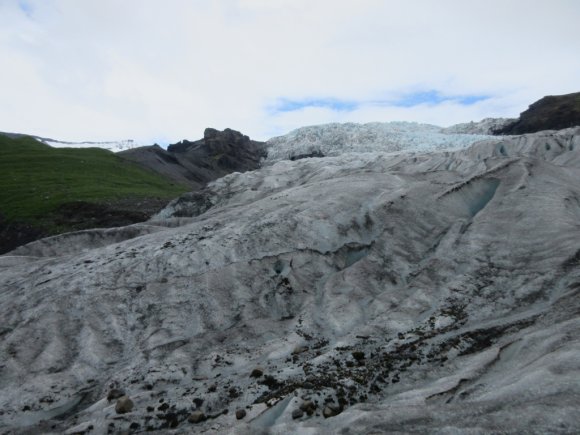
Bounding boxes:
260 375 281 389
352 351 365 361
292 408 304 420
292 345 309 355
300 400 317 415
107 388 125 402
250 367 264 378
188 410 205 424
64 421 95 435
323 405 341 418
235 409 246 420
115 396 134 414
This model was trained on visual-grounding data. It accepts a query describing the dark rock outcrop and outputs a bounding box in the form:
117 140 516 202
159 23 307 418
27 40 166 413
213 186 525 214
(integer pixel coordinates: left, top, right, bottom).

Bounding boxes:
290 150 325 161
495 92 580 135
0 199 171 255
0 214 47 255
119 128 267 190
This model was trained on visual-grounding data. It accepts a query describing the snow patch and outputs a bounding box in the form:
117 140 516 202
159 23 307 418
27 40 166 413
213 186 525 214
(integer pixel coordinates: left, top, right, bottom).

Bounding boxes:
42 139 143 152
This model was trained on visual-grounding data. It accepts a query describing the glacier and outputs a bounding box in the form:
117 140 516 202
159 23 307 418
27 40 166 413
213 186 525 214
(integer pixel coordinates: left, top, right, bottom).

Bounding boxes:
264 120 508 164
1 126 580 434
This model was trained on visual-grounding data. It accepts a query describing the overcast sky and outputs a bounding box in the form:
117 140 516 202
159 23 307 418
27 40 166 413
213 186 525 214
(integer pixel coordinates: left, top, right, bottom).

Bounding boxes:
1 0 579 144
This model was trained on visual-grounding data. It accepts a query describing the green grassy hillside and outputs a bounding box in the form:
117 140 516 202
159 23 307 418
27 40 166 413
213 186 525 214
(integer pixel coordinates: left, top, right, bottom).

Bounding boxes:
0 134 188 231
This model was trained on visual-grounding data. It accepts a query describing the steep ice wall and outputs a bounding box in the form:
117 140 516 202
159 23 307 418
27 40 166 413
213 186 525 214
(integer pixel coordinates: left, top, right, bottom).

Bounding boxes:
1 128 580 434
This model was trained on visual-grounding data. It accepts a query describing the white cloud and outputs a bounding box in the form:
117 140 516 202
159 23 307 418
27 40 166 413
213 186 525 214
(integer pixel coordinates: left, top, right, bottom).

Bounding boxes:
0 0 579 143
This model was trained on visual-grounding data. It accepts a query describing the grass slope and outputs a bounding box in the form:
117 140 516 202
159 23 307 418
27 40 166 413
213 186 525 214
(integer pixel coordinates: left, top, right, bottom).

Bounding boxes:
0 135 188 227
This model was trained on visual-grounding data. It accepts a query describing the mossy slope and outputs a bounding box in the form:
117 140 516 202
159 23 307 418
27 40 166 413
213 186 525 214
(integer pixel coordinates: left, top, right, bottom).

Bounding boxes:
0 134 188 251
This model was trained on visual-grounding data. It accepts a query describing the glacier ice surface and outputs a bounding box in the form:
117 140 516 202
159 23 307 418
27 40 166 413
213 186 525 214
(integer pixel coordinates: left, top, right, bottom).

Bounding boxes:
1 126 580 434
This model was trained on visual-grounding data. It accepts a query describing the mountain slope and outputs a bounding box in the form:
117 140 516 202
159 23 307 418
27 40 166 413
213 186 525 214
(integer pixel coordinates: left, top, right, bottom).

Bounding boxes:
119 128 267 189
1 127 579 434
495 91 580 134
0 131 142 152
0 134 188 253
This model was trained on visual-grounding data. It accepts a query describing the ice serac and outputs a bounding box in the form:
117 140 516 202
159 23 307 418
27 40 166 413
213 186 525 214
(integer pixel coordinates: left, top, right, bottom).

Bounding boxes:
265 121 494 163
441 117 515 135
1 128 580 434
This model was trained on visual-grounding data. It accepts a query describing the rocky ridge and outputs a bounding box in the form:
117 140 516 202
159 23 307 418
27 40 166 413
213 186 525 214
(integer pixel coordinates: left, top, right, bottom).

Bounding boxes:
495 91 580 135
119 128 267 190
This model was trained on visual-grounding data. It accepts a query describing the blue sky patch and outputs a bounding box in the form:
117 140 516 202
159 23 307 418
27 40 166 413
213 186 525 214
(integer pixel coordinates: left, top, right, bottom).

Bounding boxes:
18 0 34 17
270 91 490 114
271 98 358 113
391 90 490 107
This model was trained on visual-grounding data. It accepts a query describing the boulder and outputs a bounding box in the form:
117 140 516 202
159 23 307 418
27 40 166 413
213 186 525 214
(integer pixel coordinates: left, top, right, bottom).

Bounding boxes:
188 410 205 424
115 396 134 414
250 367 264 378
299 400 316 415
323 405 341 418
107 389 125 402
291 408 304 420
